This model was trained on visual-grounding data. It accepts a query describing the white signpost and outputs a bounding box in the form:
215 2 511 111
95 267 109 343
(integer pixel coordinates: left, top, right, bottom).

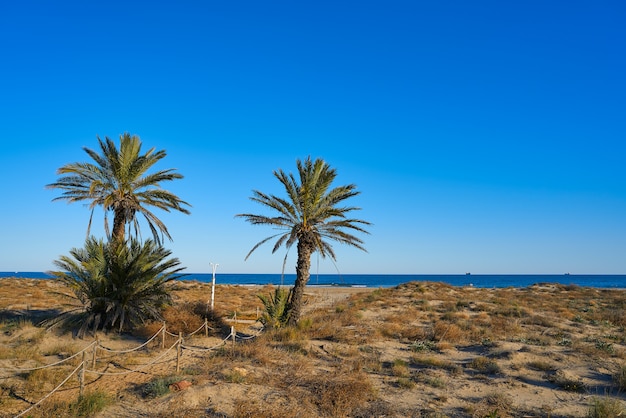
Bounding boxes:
209 262 218 311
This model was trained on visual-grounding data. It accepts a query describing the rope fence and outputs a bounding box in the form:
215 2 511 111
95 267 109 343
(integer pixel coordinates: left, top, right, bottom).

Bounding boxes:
13 362 84 418
85 339 180 376
96 325 165 353
4 320 261 418
2 341 97 372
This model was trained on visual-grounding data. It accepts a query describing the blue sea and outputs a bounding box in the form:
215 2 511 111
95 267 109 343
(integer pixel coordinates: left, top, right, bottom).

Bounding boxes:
1 272 626 289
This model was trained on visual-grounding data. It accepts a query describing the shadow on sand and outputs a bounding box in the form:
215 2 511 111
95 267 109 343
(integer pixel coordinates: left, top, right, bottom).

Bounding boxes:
0 308 64 325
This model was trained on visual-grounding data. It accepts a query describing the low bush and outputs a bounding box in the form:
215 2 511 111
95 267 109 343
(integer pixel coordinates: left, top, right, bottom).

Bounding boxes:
142 375 181 398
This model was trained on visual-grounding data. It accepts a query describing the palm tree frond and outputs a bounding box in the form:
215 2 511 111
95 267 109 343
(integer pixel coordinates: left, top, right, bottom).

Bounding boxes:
48 133 190 243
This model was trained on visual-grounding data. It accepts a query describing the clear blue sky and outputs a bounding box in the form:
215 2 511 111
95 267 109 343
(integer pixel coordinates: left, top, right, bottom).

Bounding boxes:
1 1 625 274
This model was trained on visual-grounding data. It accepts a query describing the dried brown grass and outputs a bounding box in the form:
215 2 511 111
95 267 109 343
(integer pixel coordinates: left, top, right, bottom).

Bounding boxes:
4 279 626 417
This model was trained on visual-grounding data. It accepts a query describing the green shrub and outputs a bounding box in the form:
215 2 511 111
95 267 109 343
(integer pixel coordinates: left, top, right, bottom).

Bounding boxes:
142 375 180 398
410 340 437 352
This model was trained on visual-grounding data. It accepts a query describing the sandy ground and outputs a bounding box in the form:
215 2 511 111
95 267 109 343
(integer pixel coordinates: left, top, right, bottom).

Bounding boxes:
1 278 626 417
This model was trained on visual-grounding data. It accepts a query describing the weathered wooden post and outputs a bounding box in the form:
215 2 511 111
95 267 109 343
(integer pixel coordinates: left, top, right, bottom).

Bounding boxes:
79 351 86 397
92 341 97 369
204 318 208 338
162 322 166 349
176 331 182 373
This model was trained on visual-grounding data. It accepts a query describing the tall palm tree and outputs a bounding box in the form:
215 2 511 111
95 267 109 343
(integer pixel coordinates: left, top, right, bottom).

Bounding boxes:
47 133 190 244
237 156 371 325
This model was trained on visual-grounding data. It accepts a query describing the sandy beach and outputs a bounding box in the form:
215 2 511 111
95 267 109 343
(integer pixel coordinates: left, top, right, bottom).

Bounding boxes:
1 278 626 417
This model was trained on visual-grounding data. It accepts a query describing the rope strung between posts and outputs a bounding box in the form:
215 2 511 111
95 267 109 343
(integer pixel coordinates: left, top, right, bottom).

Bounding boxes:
97 325 165 353
233 326 264 341
180 331 234 352
163 319 212 338
86 339 179 376
183 321 209 337
13 362 83 418
8 321 265 417
1 341 97 372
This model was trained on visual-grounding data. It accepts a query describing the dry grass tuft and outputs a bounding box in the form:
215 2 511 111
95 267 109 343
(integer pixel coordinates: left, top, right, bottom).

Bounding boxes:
303 369 374 417
433 320 463 343
588 396 626 418
161 301 206 334
233 398 310 418
613 363 626 391
468 392 515 418
469 356 500 374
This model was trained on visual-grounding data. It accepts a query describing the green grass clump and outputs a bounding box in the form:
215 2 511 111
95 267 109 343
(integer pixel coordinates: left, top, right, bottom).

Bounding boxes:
142 375 180 398
34 390 112 418
71 391 113 417
410 340 437 352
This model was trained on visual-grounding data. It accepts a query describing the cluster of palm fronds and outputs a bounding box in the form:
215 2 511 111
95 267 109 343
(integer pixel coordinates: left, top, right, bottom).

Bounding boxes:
45 238 184 337
257 287 292 329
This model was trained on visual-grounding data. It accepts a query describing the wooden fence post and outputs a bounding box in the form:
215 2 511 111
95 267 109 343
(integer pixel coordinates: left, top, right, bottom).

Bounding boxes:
162 322 166 349
204 318 208 338
79 351 86 398
92 341 97 369
176 332 182 373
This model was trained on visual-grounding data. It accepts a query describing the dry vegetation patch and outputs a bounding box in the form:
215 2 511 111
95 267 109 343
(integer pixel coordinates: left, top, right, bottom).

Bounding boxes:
2 279 626 417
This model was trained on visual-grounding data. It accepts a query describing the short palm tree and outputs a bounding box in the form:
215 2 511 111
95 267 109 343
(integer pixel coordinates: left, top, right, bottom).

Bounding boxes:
237 156 370 325
257 287 292 329
47 133 190 244
46 237 185 337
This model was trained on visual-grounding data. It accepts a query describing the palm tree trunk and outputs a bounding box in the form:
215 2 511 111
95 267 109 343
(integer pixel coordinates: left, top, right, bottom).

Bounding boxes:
112 209 126 243
287 236 314 326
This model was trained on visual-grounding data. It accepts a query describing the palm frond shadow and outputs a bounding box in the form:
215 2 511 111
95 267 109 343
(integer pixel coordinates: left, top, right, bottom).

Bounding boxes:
0 308 65 324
